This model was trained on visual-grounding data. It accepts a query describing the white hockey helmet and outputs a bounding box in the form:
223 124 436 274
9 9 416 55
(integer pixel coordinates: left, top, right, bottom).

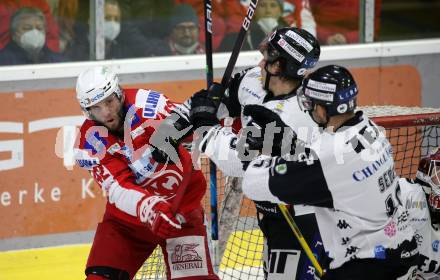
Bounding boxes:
76 66 122 110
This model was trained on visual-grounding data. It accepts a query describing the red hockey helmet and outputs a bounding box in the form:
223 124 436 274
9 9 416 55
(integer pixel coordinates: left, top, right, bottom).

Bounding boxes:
416 148 440 220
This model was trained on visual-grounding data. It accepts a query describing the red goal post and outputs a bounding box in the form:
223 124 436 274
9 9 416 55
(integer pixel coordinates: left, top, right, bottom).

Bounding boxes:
363 106 440 178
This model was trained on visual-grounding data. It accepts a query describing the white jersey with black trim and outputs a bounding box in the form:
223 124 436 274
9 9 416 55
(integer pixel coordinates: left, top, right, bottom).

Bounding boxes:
242 112 416 269
200 67 317 215
400 178 440 279
202 66 317 176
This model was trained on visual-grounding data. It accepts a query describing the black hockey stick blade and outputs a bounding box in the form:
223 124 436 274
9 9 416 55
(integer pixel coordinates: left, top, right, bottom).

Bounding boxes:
204 0 214 87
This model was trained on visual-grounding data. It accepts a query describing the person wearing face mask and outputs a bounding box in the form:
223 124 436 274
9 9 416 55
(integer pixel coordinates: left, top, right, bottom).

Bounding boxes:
0 0 60 52
102 0 123 58
0 7 64 65
65 0 155 61
101 0 130 59
102 0 165 59
218 0 316 52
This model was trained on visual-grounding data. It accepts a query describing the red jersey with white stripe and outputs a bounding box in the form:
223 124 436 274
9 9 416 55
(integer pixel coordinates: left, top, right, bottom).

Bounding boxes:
75 88 206 226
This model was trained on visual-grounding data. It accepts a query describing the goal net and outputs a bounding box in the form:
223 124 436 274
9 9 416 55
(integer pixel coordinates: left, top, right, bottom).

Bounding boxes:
134 106 440 280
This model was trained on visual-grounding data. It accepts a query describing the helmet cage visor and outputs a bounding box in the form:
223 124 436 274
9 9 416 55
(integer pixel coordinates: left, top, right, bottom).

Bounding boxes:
429 160 440 215
428 160 440 188
261 28 320 79
266 43 281 63
297 89 314 112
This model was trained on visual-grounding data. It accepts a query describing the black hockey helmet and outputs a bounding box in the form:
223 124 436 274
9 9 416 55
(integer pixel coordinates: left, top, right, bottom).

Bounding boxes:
299 65 358 116
261 27 320 79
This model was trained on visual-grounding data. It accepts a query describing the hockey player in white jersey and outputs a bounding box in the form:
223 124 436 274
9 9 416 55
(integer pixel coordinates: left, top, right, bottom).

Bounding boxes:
241 65 419 280
400 148 440 279
189 27 326 279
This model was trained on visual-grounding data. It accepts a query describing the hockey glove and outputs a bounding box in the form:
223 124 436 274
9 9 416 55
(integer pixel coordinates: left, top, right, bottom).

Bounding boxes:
150 112 193 164
189 85 222 130
242 105 297 156
137 195 185 239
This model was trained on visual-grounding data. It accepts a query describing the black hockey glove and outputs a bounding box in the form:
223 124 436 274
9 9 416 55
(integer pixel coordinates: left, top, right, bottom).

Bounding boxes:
242 104 297 157
150 112 192 164
189 84 224 130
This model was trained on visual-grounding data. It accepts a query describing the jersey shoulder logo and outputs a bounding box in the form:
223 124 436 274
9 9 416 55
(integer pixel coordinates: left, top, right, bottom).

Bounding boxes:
135 89 164 119
74 148 100 170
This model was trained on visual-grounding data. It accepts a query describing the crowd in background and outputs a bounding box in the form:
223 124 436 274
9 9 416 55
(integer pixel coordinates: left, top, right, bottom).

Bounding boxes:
0 0 383 65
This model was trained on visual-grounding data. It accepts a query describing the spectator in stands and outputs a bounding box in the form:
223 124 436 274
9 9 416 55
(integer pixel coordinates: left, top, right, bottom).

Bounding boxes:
284 0 316 36
0 7 64 65
107 0 169 58
55 0 78 54
174 0 226 51
165 4 204 55
218 0 316 35
103 0 125 58
218 0 316 52
53 0 89 61
0 0 60 52
308 0 382 45
63 0 159 60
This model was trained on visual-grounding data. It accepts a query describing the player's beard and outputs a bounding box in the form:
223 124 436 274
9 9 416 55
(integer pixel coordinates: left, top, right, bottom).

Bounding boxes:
93 105 126 137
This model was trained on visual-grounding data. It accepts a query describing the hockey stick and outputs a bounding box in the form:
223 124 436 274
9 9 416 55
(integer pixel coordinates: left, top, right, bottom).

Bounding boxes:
202 0 259 267
204 0 214 87
219 0 258 89
278 204 325 277
203 0 220 267
205 0 258 100
150 147 192 234
170 148 193 214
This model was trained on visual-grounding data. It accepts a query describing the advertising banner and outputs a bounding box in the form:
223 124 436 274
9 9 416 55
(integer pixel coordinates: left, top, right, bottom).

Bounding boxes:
0 66 421 240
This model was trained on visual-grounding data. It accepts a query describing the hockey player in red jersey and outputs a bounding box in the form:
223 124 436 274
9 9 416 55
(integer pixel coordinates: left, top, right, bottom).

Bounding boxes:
74 66 218 280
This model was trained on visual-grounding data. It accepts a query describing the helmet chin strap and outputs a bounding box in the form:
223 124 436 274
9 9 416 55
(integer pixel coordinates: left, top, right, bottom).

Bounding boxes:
263 62 280 93
309 104 329 128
